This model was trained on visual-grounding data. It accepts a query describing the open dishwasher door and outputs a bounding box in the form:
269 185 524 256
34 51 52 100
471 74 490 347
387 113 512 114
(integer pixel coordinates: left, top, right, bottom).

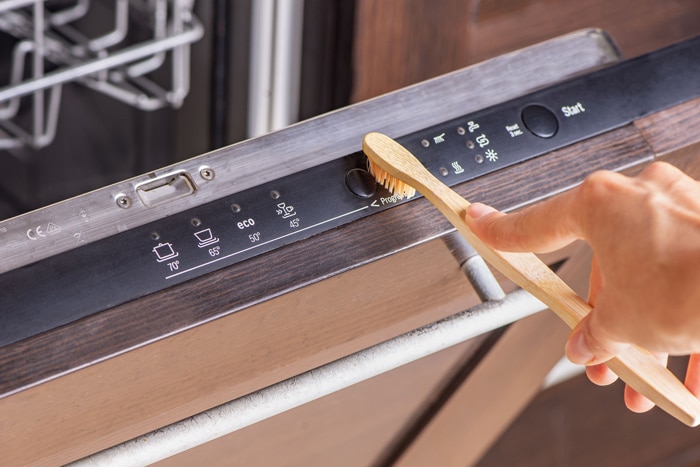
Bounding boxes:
3 27 700 466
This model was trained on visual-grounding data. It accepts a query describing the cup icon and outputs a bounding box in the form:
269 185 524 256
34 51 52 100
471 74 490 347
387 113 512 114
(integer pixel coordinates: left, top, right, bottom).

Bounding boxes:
153 242 178 262
194 228 219 248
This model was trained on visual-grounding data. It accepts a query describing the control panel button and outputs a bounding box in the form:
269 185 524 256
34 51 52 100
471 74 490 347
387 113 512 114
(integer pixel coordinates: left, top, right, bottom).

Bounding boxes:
521 105 558 138
345 168 377 198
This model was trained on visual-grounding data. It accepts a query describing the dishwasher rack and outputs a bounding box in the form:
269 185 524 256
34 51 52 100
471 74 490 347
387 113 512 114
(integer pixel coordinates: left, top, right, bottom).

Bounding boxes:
0 0 203 150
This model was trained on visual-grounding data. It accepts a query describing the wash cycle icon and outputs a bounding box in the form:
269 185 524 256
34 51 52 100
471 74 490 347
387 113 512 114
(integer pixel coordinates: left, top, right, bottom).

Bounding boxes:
153 242 178 262
194 228 219 248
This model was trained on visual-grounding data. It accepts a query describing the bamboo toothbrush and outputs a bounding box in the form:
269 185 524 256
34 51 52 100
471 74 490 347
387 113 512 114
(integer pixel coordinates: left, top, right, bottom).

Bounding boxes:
362 131 700 426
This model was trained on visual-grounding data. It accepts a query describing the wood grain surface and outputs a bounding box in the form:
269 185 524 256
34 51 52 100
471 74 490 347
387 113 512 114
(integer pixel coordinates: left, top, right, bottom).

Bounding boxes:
636 96 700 173
477 357 700 467
352 0 700 101
154 337 490 467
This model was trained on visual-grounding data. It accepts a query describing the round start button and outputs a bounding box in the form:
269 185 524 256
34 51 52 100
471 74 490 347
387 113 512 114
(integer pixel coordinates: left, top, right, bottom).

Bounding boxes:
521 104 559 138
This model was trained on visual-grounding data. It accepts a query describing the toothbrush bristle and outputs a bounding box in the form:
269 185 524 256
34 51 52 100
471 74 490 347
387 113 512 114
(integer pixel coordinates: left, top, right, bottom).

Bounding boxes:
367 159 417 199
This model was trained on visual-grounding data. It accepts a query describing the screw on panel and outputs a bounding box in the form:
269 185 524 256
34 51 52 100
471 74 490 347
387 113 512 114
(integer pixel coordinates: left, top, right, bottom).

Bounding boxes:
199 167 215 181
116 194 132 209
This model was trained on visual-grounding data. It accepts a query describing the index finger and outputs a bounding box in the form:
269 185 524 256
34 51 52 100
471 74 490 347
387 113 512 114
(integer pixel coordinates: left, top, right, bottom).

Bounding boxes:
464 192 583 253
464 170 629 253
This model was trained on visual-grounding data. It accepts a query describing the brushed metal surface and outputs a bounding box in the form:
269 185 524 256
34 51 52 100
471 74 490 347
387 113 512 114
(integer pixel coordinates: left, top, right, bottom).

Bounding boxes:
0 29 620 273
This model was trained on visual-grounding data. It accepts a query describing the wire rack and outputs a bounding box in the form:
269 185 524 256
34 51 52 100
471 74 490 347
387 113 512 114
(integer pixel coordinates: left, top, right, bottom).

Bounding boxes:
0 0 203 150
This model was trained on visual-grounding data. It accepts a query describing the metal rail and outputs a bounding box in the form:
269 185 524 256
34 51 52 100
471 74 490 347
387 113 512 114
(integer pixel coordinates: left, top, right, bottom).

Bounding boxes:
0 0 203 149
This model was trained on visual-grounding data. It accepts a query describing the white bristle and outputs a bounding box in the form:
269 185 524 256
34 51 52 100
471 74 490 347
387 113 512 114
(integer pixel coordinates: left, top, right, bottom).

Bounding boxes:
368 160 416 199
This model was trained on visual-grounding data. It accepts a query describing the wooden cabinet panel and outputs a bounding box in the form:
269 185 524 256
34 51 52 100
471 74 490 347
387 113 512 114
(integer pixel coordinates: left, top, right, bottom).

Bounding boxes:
156 339 484 467
0 240 477 466
352 0 700 101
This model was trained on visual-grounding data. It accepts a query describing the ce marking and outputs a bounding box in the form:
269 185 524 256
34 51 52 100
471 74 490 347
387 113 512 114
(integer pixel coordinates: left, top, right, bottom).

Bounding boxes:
26 226 47 240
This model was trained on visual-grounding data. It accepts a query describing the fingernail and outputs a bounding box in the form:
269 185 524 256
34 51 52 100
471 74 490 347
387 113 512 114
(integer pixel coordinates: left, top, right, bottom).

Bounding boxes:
466 203 497 219
566 330 595 365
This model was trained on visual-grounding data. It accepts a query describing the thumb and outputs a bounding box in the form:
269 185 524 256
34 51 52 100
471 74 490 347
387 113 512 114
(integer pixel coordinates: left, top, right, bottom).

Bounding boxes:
565 300 630 366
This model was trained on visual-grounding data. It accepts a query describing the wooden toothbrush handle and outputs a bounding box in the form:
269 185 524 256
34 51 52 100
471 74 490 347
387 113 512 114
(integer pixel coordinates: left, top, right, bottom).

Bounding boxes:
430 185 700 427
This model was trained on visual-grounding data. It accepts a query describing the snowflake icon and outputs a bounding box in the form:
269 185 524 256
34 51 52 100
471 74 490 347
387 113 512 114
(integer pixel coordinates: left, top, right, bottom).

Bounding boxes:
485 149 498 162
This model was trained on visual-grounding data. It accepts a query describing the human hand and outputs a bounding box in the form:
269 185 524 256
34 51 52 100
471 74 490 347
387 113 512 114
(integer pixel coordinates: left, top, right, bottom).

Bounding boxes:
464 161 700 412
